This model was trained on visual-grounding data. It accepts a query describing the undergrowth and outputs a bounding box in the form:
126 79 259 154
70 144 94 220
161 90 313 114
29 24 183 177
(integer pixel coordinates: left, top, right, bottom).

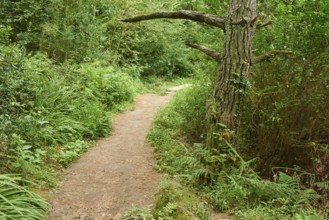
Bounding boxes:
147 78 328 219
124 176 211 220
0 44 142 187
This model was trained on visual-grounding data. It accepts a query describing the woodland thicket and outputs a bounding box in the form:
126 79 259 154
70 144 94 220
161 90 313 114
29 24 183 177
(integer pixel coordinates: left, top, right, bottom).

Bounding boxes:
0 0 328 219
0 0 191 179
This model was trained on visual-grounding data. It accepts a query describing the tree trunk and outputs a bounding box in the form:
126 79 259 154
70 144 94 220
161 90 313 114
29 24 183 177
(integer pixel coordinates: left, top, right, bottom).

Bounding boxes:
122 0 287 147
207 0 257 146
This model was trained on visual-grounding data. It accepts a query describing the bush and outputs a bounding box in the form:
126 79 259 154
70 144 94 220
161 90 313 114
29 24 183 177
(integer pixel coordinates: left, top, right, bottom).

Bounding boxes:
0 0 111 62
80 63 137 109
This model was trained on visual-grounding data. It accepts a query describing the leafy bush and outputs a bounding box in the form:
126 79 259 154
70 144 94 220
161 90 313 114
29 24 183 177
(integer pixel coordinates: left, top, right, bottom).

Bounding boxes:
152 178 210 220
0 0 196 77
0 175 48 220
80 63 137 109
148 78 211 178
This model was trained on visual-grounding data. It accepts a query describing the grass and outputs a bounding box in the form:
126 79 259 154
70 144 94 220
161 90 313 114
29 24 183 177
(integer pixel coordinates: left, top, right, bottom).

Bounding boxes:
143 76 196 95
0 175 48 220
123 176 211 220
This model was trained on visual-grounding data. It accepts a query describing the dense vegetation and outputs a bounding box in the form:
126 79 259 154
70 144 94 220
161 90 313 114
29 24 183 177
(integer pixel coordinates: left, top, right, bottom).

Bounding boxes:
144 1 329 219
0 0 192 177
0 0 328 219
0 0 193 219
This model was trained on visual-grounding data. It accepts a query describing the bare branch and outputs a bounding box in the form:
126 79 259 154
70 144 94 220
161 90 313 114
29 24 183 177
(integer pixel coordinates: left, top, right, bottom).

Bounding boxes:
252 50 292 64
257 20 272 29
121 10 225 30
185 43 221 62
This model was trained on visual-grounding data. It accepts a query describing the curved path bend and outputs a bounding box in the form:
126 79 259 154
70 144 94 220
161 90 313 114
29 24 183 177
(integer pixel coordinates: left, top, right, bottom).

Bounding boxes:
48 92 174 220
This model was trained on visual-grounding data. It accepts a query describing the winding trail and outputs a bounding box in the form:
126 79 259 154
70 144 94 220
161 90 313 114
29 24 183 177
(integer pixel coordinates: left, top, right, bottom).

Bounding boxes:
48 92 174 220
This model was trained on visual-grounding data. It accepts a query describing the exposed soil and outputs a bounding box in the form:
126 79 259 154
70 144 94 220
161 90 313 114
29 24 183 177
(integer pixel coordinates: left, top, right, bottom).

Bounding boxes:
48 86 232 220
48 92 173 220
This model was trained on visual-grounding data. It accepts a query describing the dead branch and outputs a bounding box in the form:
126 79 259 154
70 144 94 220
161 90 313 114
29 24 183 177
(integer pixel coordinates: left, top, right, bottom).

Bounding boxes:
185 43 222 62
252 50 292 64
257 20 272 29
121 10 225 30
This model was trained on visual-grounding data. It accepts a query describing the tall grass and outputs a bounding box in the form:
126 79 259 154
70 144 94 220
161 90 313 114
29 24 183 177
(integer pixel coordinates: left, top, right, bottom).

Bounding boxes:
0 45 141 185
0 175 48 220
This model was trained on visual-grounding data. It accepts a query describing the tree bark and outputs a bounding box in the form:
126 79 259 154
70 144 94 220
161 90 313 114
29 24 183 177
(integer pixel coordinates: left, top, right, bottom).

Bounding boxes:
207 0 257 146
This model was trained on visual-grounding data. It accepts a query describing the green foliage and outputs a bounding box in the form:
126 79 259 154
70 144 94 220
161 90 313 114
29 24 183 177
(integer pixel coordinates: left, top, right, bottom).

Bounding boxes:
0 44 139 184
123 206 154 220
80 63 137 109
58 140 90 167
38 0 111 62
0 175 48 220
149 81 327 219
0 0 50 50
152 178 210 220
148 78 211 176
242 0 329 174
111 0 197 78
207 171 320 213
149 75 211 142
0 0 111 62
0 25 11 44
0 0 196 78
123 177 210 220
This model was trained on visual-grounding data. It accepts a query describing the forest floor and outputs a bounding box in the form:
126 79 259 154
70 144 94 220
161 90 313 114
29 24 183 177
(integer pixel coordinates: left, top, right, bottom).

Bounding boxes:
48 85 231 220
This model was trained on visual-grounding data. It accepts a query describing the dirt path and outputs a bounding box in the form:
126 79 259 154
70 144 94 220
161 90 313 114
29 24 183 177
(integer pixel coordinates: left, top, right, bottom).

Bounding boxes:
48 92 173 220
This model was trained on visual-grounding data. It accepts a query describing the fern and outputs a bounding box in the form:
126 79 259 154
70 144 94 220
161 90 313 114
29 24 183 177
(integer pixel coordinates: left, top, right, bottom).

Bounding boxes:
314 181 329 191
